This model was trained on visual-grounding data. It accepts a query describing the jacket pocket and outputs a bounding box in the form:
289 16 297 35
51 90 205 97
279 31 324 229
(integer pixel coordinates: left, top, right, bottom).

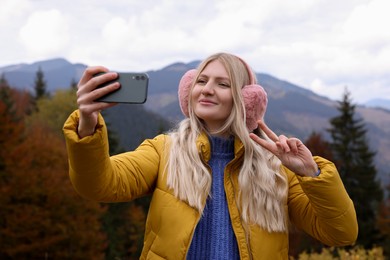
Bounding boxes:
146 249 166 260
141 230 158 260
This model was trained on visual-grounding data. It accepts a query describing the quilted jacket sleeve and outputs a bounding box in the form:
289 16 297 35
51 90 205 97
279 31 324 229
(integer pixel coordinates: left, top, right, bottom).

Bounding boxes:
62 110 162 202
287 156 358 246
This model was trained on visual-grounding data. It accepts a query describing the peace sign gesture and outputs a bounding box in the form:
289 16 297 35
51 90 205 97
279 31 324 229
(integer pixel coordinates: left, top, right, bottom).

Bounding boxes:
249 121 319 177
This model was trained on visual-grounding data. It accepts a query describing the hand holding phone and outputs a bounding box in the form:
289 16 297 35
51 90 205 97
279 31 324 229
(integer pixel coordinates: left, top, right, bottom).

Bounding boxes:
94 72 149 104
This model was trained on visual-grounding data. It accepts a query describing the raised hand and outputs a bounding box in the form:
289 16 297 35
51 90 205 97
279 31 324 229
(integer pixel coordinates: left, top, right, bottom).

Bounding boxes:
76 66 120 138
249 120 319 177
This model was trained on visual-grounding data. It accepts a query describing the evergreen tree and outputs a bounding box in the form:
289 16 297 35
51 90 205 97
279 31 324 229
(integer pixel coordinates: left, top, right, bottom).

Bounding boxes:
70 78 78 91
0 73 8 87
0 74 16 118
328 88 383 248
34 67 48 100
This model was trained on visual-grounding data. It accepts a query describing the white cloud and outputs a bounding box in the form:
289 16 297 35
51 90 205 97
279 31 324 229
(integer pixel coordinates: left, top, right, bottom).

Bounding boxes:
0 0 32 64
102 17 130 49
310 78 347 101
19 9 70 56
312 0 390 78
342 0 390 47
1 0 389 103
0 0 31 24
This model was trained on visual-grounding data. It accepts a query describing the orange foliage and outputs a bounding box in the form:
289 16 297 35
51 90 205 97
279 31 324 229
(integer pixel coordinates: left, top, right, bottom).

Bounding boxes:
377 185 390 254
0 89 107 259
125 202 147 257
304 132 334 161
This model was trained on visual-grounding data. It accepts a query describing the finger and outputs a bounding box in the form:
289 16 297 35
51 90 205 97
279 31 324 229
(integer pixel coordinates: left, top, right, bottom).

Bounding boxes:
90 73 120 92
79 101 118 115
249 133 279 155
83 71 119 94
77 71 119 100
287 138 301 155
78 66 110 86
257 120 279 142
277 135 291 153
77 81 120 105
92 81 120 101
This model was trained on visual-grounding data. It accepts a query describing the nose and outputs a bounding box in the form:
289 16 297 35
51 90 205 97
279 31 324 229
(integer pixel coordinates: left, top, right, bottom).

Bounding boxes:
201 82 214 95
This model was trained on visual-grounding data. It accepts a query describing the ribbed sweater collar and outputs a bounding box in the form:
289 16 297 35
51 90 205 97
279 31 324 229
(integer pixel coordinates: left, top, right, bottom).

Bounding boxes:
209 135 235 156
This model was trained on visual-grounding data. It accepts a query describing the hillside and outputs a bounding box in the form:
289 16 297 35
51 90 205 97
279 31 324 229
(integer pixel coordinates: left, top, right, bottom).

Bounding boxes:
1 58 389 185
103 104 171 150
0 58 85 92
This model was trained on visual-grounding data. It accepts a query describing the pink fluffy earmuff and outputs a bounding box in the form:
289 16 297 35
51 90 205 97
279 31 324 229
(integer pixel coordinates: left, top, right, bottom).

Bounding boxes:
178 58 268 131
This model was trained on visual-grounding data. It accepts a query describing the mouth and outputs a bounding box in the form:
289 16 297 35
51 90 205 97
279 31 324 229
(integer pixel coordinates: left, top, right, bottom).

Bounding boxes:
199 98 217 105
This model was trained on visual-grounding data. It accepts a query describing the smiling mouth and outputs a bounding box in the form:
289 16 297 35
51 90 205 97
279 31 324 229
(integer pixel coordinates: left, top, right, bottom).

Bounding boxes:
199 99 217 105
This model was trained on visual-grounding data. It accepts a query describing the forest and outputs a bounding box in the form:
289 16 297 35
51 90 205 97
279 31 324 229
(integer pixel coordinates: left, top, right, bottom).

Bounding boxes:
0 69 389 259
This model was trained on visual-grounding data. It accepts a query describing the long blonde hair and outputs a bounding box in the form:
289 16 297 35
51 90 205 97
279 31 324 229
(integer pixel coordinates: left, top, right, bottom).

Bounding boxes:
167 53 288 232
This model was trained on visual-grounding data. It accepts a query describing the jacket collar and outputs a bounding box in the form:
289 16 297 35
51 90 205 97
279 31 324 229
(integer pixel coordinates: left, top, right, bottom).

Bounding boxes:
196 132 245 162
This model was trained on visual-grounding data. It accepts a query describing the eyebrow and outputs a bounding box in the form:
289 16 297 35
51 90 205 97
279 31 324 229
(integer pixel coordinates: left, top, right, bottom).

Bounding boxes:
198 74 230 82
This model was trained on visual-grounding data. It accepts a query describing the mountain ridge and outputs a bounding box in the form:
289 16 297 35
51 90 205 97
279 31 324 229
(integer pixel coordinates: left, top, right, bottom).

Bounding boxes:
365 98 390 111
1 58 389 185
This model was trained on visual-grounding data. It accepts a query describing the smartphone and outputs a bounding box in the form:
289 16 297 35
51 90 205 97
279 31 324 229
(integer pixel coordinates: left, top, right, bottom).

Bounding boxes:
94 72 149 104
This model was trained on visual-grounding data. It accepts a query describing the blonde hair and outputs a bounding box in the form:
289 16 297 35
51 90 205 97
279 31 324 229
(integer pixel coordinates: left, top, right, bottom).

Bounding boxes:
167 53 288 232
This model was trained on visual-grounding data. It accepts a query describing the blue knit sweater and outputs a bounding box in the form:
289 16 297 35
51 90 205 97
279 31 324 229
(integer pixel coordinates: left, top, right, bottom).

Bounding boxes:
187 136 240 260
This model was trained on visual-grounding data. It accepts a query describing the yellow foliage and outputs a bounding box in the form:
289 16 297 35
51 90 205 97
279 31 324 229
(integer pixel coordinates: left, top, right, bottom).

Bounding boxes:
27 88 78 135
295 246 385 260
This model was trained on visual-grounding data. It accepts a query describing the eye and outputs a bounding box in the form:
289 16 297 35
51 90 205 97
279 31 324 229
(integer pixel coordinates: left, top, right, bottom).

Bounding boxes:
218 82 230 88
196 78 207 85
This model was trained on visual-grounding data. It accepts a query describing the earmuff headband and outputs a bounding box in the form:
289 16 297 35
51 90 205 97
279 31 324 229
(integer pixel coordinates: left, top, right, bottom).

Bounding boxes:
178 55 268 131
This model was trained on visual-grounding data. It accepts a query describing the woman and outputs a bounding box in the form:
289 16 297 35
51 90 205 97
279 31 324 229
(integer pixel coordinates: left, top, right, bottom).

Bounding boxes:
63 53 358 259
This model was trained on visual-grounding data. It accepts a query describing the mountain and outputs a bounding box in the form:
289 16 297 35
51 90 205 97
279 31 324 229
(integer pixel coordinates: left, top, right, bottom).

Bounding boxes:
365 98 390 111
0 58 86 93
103 105 171 151
1 58 389 185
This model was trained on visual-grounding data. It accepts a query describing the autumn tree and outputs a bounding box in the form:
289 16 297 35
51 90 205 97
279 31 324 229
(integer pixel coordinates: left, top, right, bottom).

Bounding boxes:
0 80 24 174
0 87 107 259
376 184 390 255
27 88 77 136
328 89 383 248
305 131 334 161
101 200 147 259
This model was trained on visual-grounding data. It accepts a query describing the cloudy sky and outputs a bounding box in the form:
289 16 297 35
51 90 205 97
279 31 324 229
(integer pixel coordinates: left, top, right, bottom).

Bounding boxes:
1 0 389 104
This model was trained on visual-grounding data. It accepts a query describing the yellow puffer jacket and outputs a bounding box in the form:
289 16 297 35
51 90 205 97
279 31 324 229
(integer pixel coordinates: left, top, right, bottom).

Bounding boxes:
63 110 358 260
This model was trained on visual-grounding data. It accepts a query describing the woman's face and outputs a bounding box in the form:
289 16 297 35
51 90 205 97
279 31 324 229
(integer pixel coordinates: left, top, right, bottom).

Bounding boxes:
191 59 234 133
